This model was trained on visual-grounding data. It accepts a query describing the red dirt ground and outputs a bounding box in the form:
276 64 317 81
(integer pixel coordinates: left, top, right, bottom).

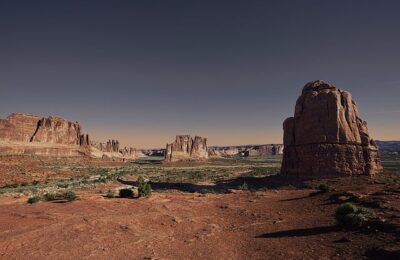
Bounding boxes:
0 185 399 259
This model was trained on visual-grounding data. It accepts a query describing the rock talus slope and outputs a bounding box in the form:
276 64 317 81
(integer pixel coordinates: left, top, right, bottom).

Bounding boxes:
281 80 382 176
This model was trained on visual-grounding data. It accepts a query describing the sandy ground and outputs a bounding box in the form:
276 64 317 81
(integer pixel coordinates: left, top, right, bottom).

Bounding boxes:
0 186 398 260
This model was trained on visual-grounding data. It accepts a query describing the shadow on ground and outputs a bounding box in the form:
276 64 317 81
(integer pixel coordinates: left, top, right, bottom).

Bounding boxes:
256 226 339 238
118 174 312 193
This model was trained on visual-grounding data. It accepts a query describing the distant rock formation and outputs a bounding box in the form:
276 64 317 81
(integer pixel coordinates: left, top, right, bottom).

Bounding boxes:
90 140 136 160
281 80 382 177
0 113 90 156
30 116 87 146
0 113 89 147
165 135 208 162
208 144 283 157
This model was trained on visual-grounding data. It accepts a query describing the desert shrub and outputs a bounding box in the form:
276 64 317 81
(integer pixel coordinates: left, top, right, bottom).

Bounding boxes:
43 192 58 201
318 183 333 193
238 181 249 190
63 191 77 201
335 202 375 229
32 180 40 185
137 176 151 197
105 190 115 198
119 188 133 198
43 191 77 201
27 195 41 204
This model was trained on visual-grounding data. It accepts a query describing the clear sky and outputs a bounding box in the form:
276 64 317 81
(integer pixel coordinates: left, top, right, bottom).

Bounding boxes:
1 0 399 148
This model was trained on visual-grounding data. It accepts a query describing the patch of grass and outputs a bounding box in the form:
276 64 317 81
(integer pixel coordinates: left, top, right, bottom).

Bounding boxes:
335 202 375 229
27 195 41 204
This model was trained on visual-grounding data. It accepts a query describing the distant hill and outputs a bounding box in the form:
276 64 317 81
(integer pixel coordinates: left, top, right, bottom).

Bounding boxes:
376 141 400 153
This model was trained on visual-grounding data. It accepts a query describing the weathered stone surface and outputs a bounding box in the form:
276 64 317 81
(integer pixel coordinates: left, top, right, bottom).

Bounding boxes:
90 140 136 160
31 116 83 145
165 135 208 162
0 113 90 157
281 80 382 177
0 113 41 142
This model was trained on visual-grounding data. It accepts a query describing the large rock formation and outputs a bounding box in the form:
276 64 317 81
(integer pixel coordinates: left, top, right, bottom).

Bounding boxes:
165 135 208 162
0 113 88 146
90 140 136 160
281 80 382 177
0 113 90 156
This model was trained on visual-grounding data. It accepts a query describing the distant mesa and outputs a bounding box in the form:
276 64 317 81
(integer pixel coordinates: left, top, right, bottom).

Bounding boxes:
165 135 208 162
281 80 383 177
0 112 136 160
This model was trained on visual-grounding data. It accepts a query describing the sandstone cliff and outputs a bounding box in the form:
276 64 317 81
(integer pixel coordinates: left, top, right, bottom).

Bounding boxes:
165 135 208 162
90 140 136 160
281 80 382 177
0 113 90 156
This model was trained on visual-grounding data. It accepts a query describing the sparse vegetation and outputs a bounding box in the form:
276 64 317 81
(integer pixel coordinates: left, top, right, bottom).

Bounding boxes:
43 191 77 201
238 181 249 190
335 202 375 229
137 176 151 197
318 183 333 193
27 195 41 204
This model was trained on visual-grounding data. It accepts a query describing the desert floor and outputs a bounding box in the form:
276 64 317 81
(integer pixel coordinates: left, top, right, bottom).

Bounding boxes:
0 155 399 259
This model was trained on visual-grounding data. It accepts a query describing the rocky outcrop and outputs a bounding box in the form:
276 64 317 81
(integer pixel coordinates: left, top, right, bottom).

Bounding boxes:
0 113 90 157
281 80 382 177
0 113 42 142
30 116 86 146
90 140 136 160
165 135 208 162
0 113 89 147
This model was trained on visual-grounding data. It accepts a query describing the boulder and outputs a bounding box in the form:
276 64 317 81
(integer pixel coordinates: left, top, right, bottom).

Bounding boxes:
281 80 382 177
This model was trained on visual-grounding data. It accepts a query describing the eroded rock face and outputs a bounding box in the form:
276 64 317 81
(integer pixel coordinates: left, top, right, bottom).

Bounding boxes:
0 113 90 157
281 80 382 177
0 113 89 147
165 135 208 162
0 113 41 142
31 116 84 145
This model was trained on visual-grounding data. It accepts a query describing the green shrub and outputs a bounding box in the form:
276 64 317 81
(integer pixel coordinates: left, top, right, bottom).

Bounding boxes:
318 183 333 193
43 191 77 201
43 192 58 201
335 202 375 229
137 176 151 197
27 195 41 204
238 181 249 190
63 191 77 201
119 188 133 198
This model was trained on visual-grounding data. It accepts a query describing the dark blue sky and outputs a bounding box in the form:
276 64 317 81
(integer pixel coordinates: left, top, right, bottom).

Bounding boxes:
1 0 399 148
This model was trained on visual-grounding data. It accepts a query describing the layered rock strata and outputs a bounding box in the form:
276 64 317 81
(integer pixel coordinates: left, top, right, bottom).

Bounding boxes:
0 113 90 156
281 80 382 177
165 135 208 162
